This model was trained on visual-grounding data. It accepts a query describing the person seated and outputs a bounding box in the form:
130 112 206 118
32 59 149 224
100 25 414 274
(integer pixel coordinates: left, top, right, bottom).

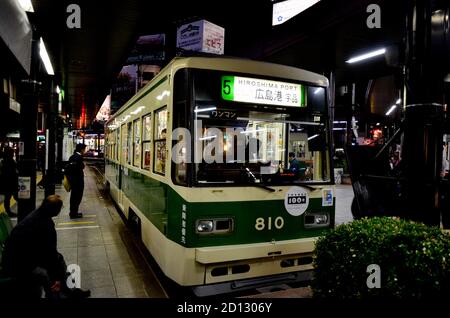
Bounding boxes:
288 152 308 179
1 195 90 299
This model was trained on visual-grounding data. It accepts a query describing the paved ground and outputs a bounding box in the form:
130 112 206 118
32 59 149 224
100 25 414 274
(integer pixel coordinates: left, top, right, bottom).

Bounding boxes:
1 167 166 298
1 168 355 298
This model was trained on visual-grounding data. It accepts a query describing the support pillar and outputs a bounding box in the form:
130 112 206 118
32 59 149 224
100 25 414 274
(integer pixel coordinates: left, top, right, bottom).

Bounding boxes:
18 34 39 222
402 0 445 226
44 80 57 197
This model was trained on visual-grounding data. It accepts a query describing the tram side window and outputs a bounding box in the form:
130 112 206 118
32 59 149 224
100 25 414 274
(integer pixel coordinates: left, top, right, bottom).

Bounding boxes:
115 129 120 161
287 123 330 182
121 123 127 164
107 131 114 160
127 122 132 165
133 119 141 168
108 131 113 160
172 107 188 185
105 132 109 160
142 114 152 170
154 107 167 175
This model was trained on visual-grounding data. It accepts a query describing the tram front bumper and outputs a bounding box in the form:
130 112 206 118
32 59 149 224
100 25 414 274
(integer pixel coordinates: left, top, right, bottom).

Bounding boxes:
195 237 317 264
194 237 317 286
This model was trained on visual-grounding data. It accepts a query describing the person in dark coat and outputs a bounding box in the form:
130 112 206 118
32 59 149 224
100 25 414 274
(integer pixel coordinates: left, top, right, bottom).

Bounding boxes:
0 147 19 217
67 143 86 219
1 195 90 298
288 152 307 178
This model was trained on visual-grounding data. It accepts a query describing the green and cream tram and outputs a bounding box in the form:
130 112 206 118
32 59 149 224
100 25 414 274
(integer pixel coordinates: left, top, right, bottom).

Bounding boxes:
104 57 335 295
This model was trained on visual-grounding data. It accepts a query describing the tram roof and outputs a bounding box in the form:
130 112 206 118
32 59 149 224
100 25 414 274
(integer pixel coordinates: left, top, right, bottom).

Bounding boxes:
107 56 329 124
173 57 329 87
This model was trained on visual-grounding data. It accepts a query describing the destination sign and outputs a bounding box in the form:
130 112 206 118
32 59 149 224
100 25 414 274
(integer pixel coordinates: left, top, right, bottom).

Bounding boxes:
221 76 305 107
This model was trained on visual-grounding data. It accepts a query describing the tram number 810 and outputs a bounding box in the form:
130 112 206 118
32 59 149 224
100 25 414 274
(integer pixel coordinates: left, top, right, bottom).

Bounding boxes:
255 216 285 231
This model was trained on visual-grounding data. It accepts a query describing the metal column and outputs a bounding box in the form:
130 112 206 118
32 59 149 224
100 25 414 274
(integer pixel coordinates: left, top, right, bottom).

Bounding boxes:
402 0 446 225
17 31 39 222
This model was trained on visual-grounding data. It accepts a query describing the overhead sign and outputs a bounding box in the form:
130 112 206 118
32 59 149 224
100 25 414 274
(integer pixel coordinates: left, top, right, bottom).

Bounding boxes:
176 20 224 55
126 34 165 65
221 76 306 107
272 0 321 26
177 20 203 52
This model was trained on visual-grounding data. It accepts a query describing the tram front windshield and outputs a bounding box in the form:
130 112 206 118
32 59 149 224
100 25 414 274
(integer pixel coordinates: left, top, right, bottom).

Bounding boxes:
177 70 331 186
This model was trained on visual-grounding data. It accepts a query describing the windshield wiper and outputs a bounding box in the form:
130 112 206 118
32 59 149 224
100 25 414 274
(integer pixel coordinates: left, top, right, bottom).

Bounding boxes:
242 167 276 192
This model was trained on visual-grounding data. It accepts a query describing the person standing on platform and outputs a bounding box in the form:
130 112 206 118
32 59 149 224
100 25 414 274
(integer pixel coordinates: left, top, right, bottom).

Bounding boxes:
0 147 19 218
67 143 86 219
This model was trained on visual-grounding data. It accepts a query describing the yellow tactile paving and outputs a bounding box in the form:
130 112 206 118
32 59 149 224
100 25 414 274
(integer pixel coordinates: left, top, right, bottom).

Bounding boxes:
57 221 96 226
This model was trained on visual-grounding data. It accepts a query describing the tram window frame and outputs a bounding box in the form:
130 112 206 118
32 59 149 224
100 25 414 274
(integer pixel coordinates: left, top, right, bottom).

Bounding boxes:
142 113 152 171
190 69 333 186
153 106 168 175
171 68 190 187
115 128 120 162
133 118 141 168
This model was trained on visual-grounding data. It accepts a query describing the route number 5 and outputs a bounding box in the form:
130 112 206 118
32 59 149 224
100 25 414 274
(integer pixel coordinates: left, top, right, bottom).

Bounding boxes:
223 80 231 95
221 76 234 101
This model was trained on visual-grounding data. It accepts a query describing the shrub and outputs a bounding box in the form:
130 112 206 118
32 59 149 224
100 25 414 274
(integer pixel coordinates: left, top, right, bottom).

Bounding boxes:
312 217 450 299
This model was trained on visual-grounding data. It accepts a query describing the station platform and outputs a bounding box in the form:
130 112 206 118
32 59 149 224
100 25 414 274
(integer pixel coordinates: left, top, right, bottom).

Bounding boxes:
1 164 355 298
1 165 167 298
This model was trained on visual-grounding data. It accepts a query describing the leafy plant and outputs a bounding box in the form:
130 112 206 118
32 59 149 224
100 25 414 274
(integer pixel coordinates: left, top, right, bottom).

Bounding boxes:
312 217 449 299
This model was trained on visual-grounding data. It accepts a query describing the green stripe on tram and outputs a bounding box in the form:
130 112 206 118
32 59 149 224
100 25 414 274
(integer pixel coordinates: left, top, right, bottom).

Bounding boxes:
107 160 334 248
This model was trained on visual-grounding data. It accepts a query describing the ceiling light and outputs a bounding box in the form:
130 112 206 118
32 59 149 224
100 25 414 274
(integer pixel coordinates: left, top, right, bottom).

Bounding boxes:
39 38 54 75
199 135 217 141
194 107 217 113
17 0 34 12
272 0 321 26
385 105 397 116
346 48 386 64
308 134 320 141
240 129 266 134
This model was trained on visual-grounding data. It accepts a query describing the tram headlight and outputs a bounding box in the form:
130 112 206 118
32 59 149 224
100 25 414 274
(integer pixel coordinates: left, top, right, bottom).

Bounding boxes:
197 220 214 233
195 218 234 234
304 212 330 228
315 214 328 224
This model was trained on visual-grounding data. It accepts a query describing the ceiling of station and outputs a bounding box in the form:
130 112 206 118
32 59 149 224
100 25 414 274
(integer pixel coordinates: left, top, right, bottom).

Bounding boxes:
30 0 405 129
30 0 275 128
